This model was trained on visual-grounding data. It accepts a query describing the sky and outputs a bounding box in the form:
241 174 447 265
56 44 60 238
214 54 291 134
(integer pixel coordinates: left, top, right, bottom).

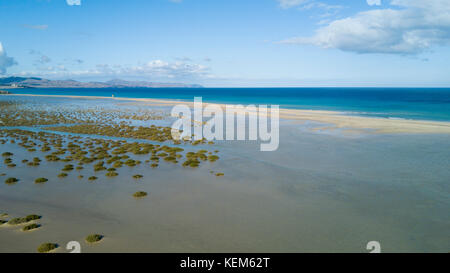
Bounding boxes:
0 0 450 87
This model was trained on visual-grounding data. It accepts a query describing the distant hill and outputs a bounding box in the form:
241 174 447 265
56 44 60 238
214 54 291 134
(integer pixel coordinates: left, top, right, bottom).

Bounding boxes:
0 77 202 88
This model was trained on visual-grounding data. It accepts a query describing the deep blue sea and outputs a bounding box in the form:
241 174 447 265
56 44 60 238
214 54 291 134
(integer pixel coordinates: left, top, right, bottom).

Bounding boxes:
10 87 450 121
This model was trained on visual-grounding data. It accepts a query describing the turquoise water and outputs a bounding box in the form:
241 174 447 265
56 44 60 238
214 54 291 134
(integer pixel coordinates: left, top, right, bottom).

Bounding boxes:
10 87 450 122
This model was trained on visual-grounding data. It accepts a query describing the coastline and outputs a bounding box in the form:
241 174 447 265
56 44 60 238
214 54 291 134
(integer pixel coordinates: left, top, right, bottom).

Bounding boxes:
3 93 450 134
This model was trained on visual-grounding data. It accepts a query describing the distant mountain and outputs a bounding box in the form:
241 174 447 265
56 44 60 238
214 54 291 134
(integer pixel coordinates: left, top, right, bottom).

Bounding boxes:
0 77 202 88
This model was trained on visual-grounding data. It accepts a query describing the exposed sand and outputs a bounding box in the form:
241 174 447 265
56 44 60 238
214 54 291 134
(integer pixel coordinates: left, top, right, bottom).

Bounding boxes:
5 93 450 134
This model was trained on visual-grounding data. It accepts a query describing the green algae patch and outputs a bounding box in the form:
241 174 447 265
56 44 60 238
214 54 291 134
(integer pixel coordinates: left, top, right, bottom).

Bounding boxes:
22 223 40 231
105 171 119 177
182 159 200 168
62 164 74 171
88 176 98 181
8 214 41 225
215 173 224 177
85 234 104 243
133 191 148 198
58 172 68 178
5 177 19 184
45 155 60 162
164 156 178 163
94 166 107 172
133 174 143 179
113 161 123 168
208 155 219 162
124 159 138 167
35 178 48 184
37 243 58 253
1 152 13 157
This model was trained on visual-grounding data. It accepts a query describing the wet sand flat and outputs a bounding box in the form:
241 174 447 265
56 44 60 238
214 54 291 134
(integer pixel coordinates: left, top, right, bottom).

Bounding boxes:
0 95 449 253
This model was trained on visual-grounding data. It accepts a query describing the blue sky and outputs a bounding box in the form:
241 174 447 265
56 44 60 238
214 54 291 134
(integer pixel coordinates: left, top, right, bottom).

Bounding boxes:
1 0 450 87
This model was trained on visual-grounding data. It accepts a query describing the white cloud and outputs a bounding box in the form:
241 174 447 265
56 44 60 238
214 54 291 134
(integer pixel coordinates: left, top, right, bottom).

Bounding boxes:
0 43 17 74
99 60 210 79
19 59 211 80
276 0 344 20
367 0 381 6
277 0 308 9
66 0 81 6
280 0 450 54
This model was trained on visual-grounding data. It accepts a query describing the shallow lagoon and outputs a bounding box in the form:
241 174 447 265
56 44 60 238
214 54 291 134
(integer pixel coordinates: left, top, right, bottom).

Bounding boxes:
0 95 449 252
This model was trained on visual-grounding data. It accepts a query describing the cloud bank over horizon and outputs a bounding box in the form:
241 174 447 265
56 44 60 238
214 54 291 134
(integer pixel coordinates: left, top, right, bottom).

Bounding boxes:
15 59 211 82
280 0 450 55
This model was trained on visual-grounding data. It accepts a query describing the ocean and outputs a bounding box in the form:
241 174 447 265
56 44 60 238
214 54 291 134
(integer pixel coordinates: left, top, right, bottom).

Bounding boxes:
10 87 450 122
